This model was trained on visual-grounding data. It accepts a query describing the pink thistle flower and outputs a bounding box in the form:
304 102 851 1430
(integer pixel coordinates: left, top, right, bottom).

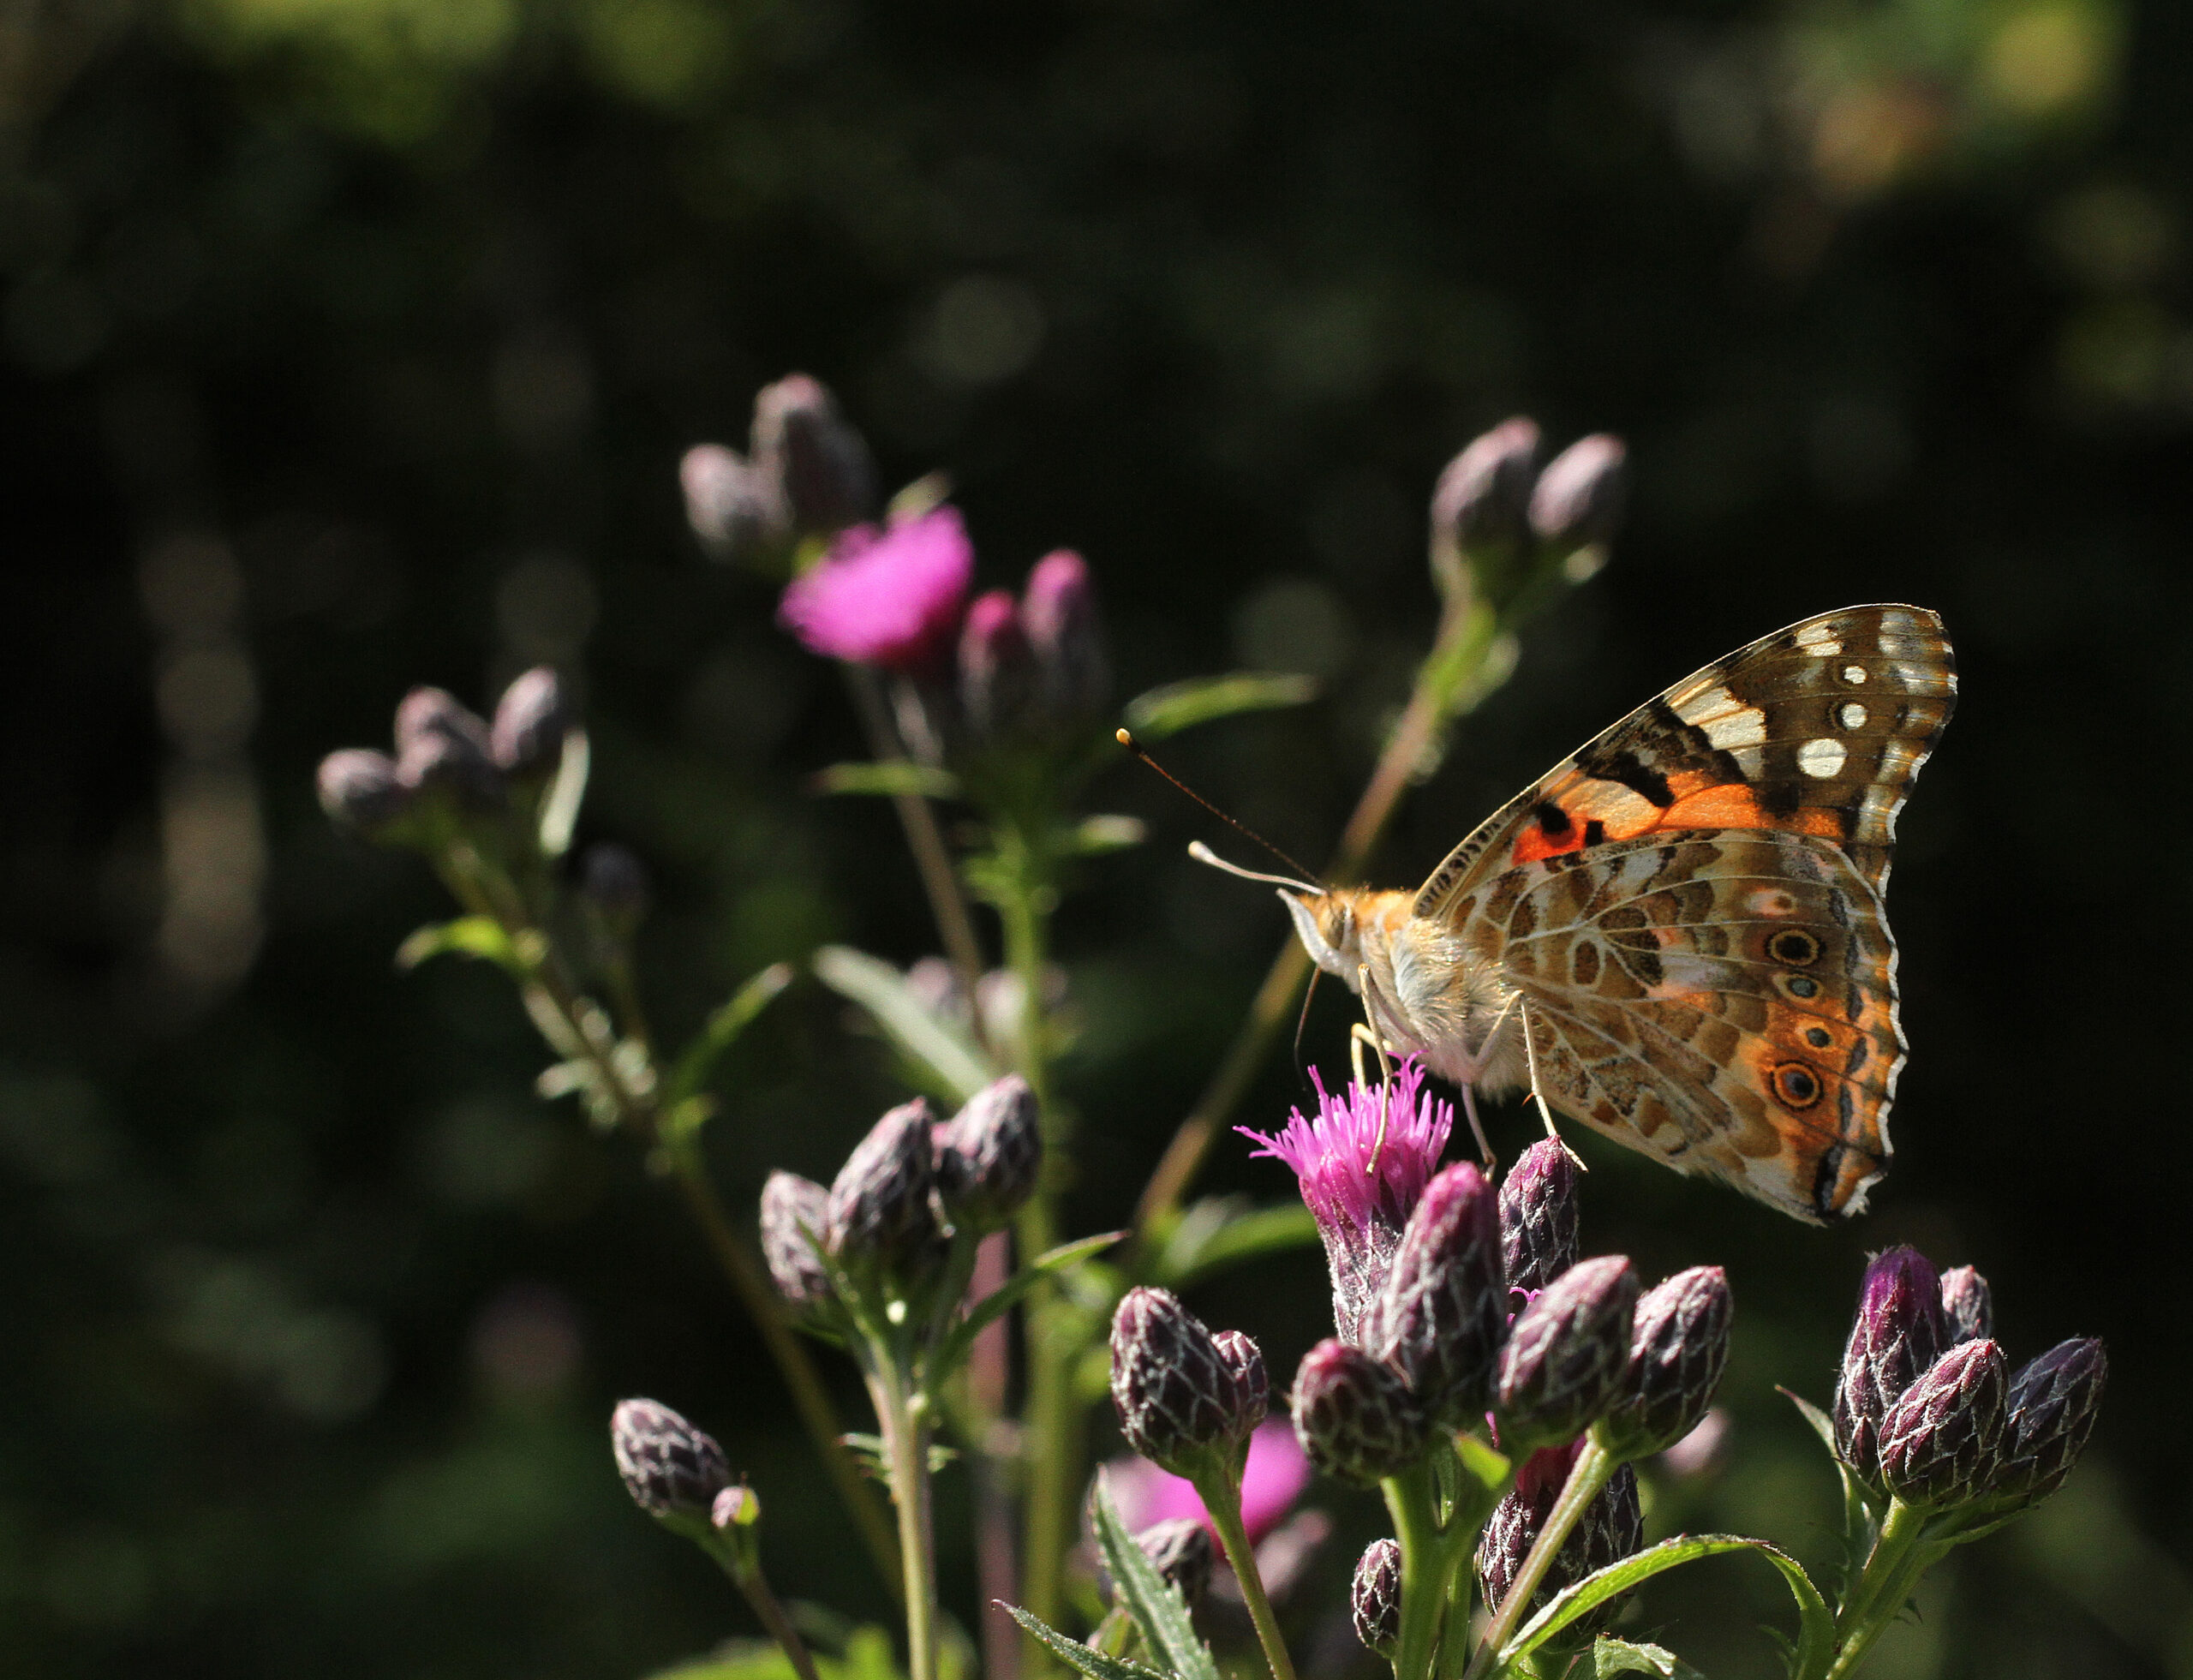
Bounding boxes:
1240 1061 1455 1342
777 505 974 672
1104 1420 1310 1544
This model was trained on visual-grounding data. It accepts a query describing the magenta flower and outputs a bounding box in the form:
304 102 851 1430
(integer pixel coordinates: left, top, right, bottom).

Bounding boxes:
1104 1420 1310 1544
1240 1061 1455 1342
777 505 975 672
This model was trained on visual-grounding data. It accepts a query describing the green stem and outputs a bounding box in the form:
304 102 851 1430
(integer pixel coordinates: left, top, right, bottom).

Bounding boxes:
1822 1500 1938 1680
1384 1459 1460 1680
720 1551 825 1680
1464 1438 1616 1680
1196 1464 1300 1680
873 1362 941 1680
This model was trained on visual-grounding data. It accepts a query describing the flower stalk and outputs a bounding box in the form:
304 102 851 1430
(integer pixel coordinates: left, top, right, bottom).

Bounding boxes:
1189 1460 1300 1680
1462 1435 1616 1680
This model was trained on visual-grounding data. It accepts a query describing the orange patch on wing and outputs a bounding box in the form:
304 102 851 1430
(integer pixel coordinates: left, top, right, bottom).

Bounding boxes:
1660 781 1843 840
1510 819 1586 865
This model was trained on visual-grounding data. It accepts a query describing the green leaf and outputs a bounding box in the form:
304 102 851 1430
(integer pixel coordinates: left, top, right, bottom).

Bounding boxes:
812 762 962 800
1001 1607 1168 1680
1120 673 1318 742
1089 1473 1222 1680
929 1232 1126 1381
1060 814 1147 856
1152 1200 1319 1289
1588 1635 1707 1678
1779 1385 1883 1547
396 915 523 974
811 946 997 1104
662 963 796 1118
1779 1386 1837 1457
1499 1536 1831 1678
537 726 590 858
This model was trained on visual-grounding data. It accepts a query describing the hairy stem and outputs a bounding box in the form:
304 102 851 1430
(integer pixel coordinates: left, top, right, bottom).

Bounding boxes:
873 1362 941 1680
721 1551 825 1680
1822 1500 1937 1680
1198 1464 1300 1680
1464 1437 1616 1680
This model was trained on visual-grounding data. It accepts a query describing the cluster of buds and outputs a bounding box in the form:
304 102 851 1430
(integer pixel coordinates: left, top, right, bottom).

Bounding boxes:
1831 1247 2106 1516
681 374 879 567
316 665 578 850
1108 1287 1269 1486
1429 417 1628 612
760 1075 1042 1324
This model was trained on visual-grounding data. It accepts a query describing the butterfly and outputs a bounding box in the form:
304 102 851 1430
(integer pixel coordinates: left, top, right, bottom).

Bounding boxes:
1278 604 1956 1223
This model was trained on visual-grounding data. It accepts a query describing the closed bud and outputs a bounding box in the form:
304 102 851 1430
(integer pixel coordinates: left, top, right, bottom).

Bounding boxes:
1135 1518 1216 1611
760 1172 836 1317
395 685 494 760
393 687 503 809
1351 1538 1402 1654
1433 418 1541 556
826 1100 942 1277
1879 1338 2008 1509
1499 1139 1581 1294
1496 1256 1639 1455
612 1398 730 1525
1110 1288 1241 1477
1939 1265 1993 1345
491 666 572 778
1597 1265 1734 1463
1527 434 1627 553
1363 1163 1506 1426
1832 1247 1945 1480
317 749 413 839
1021 549 1108 727
582 843 650 922
752 374 876 535
1990 1337 2107 1507
713 1483 761 1530
683 444 786 562
934 1075 1041 1234
1214 1330 1269 1435
1290 1339 1429 1485
1478 1455 1640 1623
959 589 1037 745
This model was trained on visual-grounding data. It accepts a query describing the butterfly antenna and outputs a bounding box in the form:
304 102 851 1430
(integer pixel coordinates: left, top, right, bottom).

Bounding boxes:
1116 728 1323 888
1292 965 1321 1090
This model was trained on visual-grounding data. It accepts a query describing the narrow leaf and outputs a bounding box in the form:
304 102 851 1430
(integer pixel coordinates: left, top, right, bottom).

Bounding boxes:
1001 1606 1168 1680
537 727 590 858
663 963 796 1115
396 915 521 974
812 762 962 800
812 945 996 1103
1061 814 1148 856
1157 1203 1319 1288
929 1232 1126 1381
1589 1635 1706 1678
1091 1474 1222 1680
1120 673 1318 742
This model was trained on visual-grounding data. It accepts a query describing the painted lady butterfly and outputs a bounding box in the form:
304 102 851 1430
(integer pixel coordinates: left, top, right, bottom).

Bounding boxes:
1282 605 1956 1223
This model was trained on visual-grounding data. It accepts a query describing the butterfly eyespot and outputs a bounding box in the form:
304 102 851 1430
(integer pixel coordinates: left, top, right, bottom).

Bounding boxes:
1767 928 1821 966
1782 973 1821 1000
1772 1062 1823 1109
1803 1025 1832 1049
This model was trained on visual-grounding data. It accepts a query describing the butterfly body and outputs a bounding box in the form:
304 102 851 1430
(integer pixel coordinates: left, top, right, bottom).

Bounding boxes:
1282 605 1955 1224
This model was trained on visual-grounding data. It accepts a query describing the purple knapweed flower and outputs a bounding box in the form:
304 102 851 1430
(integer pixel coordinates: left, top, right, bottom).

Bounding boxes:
1240 1060 1455 1342
777 505 975 673
1103 1419 1311 1544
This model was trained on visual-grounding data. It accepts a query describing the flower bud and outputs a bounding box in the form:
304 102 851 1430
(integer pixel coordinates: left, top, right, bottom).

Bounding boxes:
395 685 494 760
1527 434 1627 553
1290 1339 1429 1485
1597 1265 1734 1463
825 1099 942 1277
581 842 650 922
612 1398 730 1524
1495 1256 1638 1455
1433 418 1541 555
317 749 414 839
1478 1456 1640 1621
959 589 1037 745
713 1483 761 1530
1832 1247 1945 1480
393 687 503 809
1990 1337 2107 1507
1214 1330 1269 1435
1499 1139 1580 1294
1022 549 1108 727
1879 1338 2008 1509
1350 1538 1401 1654
1110 1288 1242 1477
1135 1518 1215 1611
490 666 572 779
934 1075 1041 1234
760 1171 836 1316
1362 1163 1506 1426
752 374 876 535
682 444 786 562
1939 1265 1993 1345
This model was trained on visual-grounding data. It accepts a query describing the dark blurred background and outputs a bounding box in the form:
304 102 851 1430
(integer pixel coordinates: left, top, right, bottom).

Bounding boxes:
3 0 2187 1675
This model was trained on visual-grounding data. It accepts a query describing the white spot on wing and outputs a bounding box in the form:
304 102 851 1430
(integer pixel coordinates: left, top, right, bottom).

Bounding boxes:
1701 708 1767 750
1798 737 1847 778
1838 701 1868 731
1793 621 1838 648
1842 664 1867 685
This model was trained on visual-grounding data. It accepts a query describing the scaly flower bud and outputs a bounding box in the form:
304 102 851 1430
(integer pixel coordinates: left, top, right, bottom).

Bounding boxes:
612 1399 730 1526
1433 418 1541 556
317 749 414 839
1111 1288 1243 1477
1879 1338 2008 1509
1990 1338 2107 1507
825 1100 942 1277
1832 1247 1945 1480
1527 435 1628 553
1597 1265 1734 1463
1021 549 1108 727
933 1075 1042 1234
1214 1330 1269 1435
752 374 876 535
713 1483 760 1530
959 589 1037 746
1351 1538 1401 1654
393 686 503 808
1362 1162 1506 1427
1134 1518 1216 1610
682 443 786 562
1290 1339 1429 1485
1495 1257 1639 1455
1499 1139 1580 1294
759 1171 836 1316
490 666 572 778
1939 1265 1993 1345
1478 1450 1640 1621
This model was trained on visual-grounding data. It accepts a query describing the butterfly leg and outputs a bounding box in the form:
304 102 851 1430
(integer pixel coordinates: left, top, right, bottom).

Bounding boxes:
1517 999 1586 1169
1355 967 1401 1174
1457 1079 1497 1176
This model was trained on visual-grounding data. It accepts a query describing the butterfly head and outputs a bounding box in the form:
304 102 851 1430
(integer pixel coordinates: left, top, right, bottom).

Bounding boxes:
1281 888 1374 988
